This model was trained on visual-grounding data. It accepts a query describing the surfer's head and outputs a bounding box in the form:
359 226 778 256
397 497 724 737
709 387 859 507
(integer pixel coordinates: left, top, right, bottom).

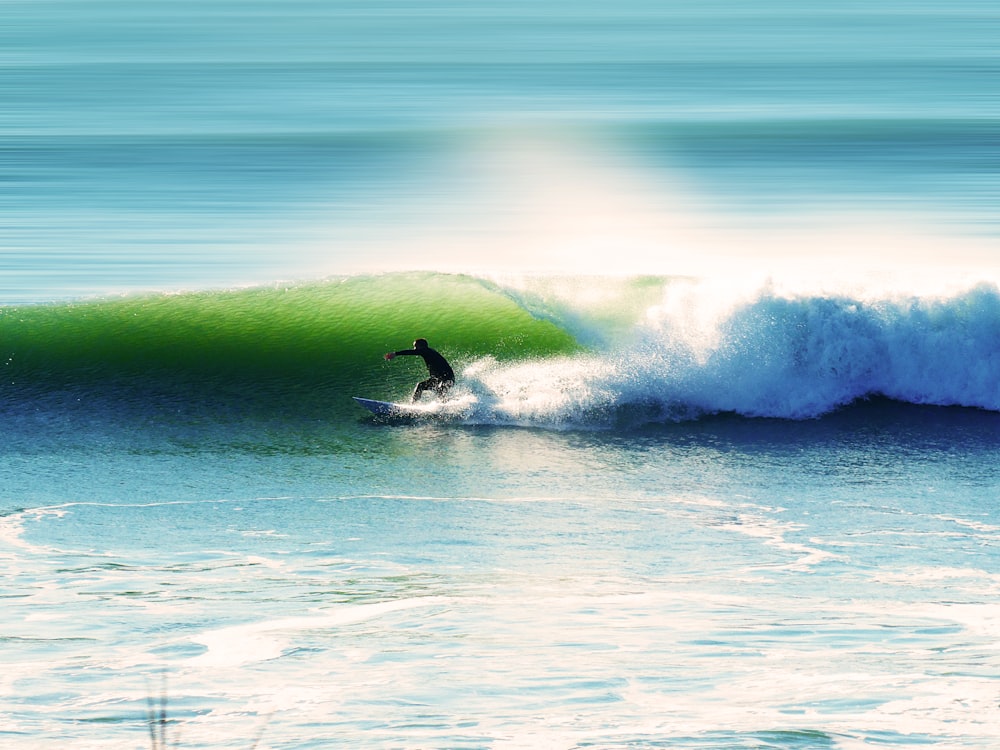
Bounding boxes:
413 338 429 350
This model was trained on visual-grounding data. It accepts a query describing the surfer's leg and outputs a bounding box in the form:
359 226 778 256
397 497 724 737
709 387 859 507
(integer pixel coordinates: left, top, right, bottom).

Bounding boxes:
434 379 454 399
414 377 450 402
412 378 433 401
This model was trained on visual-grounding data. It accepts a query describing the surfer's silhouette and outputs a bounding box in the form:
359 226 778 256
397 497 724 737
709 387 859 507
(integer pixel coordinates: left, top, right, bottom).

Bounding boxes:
384 338 455 402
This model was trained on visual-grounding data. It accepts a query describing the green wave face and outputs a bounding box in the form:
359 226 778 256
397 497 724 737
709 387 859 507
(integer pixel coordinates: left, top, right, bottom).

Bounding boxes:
0 273 581 417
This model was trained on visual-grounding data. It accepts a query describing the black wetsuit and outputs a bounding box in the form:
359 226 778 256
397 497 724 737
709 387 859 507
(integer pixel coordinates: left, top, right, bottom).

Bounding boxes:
392 345 455 401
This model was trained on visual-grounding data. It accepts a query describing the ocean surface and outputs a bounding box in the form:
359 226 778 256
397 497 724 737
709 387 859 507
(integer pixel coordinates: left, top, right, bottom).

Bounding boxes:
4 2 1000 749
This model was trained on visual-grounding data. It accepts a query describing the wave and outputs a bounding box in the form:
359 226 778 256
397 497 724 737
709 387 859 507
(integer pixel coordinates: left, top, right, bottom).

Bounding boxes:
0 273 578 418
4 271 1000 427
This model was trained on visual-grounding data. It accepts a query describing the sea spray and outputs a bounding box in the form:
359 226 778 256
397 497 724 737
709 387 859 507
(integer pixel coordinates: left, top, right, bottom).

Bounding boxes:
459 275 1000 425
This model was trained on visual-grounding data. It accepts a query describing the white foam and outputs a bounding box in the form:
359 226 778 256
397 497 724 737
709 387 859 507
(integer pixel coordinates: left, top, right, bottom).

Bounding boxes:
0 507 67 557
460 275 1000 425
187 596 451 668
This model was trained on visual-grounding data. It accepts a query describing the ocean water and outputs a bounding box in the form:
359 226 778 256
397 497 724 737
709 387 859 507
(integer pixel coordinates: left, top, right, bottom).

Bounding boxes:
4 2 1000 749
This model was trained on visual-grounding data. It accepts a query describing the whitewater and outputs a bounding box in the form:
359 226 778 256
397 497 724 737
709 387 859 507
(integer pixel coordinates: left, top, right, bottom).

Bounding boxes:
463 274 1000 424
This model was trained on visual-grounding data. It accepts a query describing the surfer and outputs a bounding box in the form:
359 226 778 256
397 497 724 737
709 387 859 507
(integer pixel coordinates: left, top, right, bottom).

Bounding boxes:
384 338 455 402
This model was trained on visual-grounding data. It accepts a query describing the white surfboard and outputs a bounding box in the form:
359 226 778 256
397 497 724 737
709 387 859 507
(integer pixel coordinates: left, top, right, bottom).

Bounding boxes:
353 395 470 420
352 396 428 418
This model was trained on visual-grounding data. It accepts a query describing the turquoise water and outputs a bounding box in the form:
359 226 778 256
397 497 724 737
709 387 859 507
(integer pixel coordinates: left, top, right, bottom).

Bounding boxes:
4 2 1000 748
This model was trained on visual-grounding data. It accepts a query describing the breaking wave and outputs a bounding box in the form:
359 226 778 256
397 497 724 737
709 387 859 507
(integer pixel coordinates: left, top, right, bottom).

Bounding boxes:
4 271 1000 428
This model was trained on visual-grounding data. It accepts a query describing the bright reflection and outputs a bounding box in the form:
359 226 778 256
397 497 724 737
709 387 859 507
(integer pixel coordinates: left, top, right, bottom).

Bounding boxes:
312 128 1000 289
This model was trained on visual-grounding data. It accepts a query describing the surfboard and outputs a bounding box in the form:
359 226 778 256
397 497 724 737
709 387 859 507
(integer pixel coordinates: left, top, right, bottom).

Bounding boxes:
353 396 427 418
354 396 404 416
353 395 468 420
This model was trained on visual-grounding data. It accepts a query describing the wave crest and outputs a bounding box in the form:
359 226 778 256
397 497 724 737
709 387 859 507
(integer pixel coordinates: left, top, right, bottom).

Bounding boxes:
462 277 1000 425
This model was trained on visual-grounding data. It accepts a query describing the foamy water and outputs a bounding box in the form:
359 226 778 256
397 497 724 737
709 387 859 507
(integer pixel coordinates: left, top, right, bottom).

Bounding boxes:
3 413 1000 748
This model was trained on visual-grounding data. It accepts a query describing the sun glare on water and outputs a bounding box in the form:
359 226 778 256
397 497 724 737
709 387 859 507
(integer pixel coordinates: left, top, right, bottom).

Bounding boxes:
313 128 1000 293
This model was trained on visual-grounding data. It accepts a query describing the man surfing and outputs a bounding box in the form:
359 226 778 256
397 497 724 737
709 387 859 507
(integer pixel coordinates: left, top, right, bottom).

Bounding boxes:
384 338 455 402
